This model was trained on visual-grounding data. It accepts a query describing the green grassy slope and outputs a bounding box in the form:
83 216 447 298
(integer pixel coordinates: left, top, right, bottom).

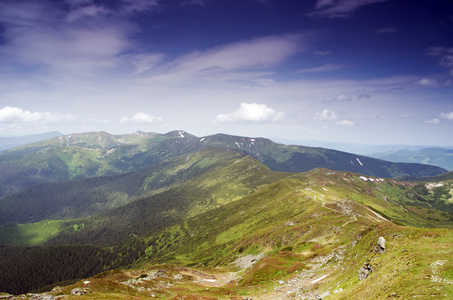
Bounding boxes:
43 155 289 246
2 167 452 298
1 154 451 247
0 148 255 225
0 131 199 198
0 131 446 199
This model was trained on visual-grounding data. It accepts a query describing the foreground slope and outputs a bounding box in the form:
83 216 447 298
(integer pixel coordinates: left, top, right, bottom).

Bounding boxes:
1 168 452 298
0 130 446 198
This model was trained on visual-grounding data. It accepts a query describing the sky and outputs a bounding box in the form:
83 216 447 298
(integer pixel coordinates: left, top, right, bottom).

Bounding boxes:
0 0 452 146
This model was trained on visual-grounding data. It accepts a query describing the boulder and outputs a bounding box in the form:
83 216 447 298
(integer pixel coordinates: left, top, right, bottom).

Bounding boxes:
71 287 91 295
358 262 374 280
373 236 386 254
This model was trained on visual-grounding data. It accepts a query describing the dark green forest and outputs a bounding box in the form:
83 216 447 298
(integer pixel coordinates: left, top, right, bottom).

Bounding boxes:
0 239 148 295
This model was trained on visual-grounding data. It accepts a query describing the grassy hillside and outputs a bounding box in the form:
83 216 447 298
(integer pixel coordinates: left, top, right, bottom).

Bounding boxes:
0 148 261 225
0 138 452 297
1 168 452 298
0 131 446 198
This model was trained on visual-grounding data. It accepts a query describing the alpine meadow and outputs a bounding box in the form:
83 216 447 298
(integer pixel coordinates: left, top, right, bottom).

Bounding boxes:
1 0 453 299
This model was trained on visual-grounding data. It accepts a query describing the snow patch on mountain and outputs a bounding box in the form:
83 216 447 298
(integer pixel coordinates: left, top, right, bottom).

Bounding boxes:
356 158 363 166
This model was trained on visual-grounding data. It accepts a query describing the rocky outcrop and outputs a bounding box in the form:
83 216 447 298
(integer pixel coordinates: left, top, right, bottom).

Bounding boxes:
358 262 374 280
29 295 56 300
70 287 91 296
373 236 386 254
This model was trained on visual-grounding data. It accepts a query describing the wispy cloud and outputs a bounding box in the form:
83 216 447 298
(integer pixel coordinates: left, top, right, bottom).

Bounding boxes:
425 118 441 125
374 27 398 34
427 46 453 76
121 0 160 14
358 94 372 100
140 33 308 84
172 34 306 74
414 78 439 87
296 63 344 73
321 94 352 104
313 50 331 56
120 112 162 124
308 0 389 18
215 103 285 123
0 1 136 76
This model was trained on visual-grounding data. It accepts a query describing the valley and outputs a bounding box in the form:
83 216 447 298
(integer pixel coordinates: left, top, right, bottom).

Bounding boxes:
0 131 452 299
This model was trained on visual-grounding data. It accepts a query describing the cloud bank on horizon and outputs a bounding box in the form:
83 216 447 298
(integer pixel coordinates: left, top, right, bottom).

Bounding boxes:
0 0 452 146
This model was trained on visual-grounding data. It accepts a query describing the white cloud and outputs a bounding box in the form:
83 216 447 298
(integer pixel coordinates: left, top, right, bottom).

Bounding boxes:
308 0 389 18
336 119 354 126
215 103 285 123
336 94 351 101
415 78 439 87
0 106 76 125
440 111 453 120
425 118 441 124
120 112 162 124
315 109 338 120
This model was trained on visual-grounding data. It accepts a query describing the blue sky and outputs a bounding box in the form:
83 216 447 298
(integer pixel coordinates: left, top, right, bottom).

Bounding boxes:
0 0 452 146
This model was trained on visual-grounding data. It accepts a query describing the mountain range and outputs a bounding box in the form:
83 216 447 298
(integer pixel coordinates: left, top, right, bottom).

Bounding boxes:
0 131 62 151
0 131 452 299
371 148 453 171
0 130 446 199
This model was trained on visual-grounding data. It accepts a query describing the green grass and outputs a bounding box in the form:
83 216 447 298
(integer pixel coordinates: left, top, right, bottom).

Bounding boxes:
0 220 63 246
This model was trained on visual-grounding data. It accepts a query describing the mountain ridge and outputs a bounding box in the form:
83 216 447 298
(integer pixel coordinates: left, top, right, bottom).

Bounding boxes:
0 130 445 199
371 147 453 171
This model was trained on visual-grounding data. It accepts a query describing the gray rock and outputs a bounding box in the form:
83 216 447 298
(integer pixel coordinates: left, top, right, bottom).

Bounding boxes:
30 295 56 300
71 287 91 295
373 236 386 254
358 262 373 280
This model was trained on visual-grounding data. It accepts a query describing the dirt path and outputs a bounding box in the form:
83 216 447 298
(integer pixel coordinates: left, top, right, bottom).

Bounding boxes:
179 268 237 287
